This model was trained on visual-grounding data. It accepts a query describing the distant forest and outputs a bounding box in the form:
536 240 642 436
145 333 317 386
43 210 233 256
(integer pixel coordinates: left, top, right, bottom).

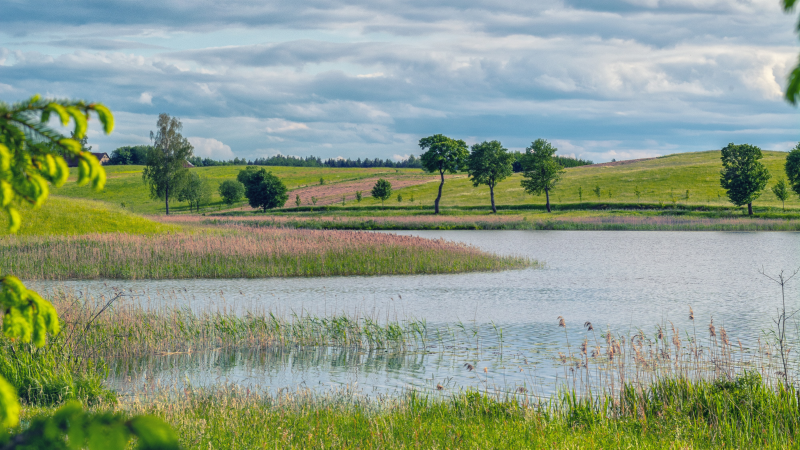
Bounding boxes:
108 146 593 169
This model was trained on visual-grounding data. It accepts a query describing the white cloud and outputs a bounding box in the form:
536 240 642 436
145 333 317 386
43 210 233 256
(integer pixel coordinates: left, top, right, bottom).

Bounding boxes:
392 153 410 161
187 137 235 159
264 119 309 133
138 92 153 104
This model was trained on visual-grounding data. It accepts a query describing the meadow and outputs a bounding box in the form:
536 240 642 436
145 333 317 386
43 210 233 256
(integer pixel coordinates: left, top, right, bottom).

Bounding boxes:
47 150 800 231
0 225 531 279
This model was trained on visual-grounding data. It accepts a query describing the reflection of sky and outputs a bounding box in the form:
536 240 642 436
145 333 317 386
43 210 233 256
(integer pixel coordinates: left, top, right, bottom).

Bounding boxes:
33 230 800 397
1 1 798 162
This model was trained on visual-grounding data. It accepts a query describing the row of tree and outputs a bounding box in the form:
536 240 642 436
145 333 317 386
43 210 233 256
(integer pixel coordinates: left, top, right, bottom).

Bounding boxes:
418 134 567 213
115 145 591 171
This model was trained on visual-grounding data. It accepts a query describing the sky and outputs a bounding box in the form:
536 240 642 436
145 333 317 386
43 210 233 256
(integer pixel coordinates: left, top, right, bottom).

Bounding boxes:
1 0 798 163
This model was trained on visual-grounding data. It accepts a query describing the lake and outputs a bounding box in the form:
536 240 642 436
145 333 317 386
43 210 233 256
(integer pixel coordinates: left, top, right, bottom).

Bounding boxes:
29 231 800 397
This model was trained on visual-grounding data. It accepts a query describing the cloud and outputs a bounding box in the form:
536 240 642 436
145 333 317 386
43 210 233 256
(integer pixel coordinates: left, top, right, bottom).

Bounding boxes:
187 137 235 159
0 1 796 162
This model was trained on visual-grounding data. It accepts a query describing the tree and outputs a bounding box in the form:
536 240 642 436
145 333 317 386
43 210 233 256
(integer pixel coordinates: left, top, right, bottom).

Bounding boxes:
773 178 790 211
371 178 392 206
785 144 800 198
0 95 177 448
466 140 514 213
142 114 193 215
178 172 213 212
720 143 771 215
219 179 245 206
110 145 151 165
519 139 566 213
419 134 468 214
237 166 288 211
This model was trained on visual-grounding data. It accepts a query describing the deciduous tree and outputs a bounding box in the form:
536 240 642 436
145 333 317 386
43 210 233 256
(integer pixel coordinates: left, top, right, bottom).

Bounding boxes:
178 171 213 212
237 166 288 211
520 139 566 213
785 143 800 198
419 134 468 214
371 178 392 206
466 140 514 213
720 143 770 215
773 178 789 211
219 179 245 206
142 114 193 215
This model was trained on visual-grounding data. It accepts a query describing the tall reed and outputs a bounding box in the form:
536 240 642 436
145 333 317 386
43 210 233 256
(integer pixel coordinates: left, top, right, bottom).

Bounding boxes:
0 227 531 279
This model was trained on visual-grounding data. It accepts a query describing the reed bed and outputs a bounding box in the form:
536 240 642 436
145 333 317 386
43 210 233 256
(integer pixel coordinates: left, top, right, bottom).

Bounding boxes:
51 292 426 361
0 226 531 280
169 213 800 231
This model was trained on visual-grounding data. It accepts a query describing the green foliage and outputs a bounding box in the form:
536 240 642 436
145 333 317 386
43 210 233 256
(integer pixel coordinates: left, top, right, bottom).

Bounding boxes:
218 180 245 206
785 144 800 198
0 94 178 446
520 139 566 212
634 186 641 200
782 0 800 104
720 143 770 214
0 96 110 232
466 141 514 213
109 146 150 165
5 401 178 450
772 178 789 211
141 114 194 215
236 167 288 211
396 194 402 203
371 178 393 206
295 194 301 207
593 185 601 198
419 134 469 213
355 191 362 202
178 172 213 212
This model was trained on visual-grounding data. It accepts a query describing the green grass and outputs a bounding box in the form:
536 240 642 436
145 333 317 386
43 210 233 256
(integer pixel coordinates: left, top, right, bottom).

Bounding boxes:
16 375 800 449
3 196 176 236
53 165 420 214
361 150 799 211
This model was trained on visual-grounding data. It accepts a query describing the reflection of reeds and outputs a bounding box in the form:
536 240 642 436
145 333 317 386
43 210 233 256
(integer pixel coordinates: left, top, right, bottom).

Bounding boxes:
53 293 428 361
1 226 531 279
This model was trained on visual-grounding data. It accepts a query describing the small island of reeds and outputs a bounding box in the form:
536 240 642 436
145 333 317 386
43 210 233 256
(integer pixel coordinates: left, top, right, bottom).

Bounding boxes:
0 226 532 280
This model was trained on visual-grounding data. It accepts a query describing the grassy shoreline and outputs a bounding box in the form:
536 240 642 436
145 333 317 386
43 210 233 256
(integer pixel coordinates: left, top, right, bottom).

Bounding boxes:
6 293 800 449
171 212 800 232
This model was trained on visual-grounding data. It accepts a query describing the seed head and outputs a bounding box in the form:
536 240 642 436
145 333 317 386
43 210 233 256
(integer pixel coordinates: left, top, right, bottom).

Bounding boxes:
558 316 565 328
708 319 716 338
689 306 694 321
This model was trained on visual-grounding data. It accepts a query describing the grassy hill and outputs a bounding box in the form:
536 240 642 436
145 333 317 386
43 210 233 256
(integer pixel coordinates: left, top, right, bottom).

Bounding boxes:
51 150 800 215
53 165 423 214
2 197 176 236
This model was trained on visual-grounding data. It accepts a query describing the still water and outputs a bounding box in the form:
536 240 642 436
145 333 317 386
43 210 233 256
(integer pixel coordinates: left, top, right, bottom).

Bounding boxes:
29 231 800 396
